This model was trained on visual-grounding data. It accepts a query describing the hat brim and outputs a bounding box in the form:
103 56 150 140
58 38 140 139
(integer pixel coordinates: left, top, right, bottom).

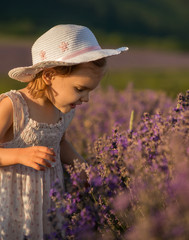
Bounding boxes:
8 47 128 82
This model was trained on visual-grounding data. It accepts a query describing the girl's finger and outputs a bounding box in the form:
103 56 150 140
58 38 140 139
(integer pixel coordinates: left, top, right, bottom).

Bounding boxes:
36 151 56 162
30 162 45 171
36 146 56 156
34 157 52 168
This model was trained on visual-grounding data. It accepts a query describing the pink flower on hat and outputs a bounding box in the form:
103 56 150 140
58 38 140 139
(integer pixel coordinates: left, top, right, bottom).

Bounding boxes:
59 42 69 52
40 50 46 60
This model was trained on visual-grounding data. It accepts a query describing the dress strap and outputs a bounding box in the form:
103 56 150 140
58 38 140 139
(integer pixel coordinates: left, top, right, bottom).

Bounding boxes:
0 90 27 138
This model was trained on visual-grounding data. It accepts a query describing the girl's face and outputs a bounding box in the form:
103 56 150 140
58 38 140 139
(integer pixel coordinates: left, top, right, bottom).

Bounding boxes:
46 63 104 113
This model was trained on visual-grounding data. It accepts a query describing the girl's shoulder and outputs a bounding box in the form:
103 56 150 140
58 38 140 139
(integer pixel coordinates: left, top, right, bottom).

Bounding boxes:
0 90 15 112
0 92 14 141
0 90 25 107
0 90 20 102
0 90 26 140
0 90 24 116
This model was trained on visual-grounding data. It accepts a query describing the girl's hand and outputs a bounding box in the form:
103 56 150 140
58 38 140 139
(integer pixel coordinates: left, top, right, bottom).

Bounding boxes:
17 146 56 171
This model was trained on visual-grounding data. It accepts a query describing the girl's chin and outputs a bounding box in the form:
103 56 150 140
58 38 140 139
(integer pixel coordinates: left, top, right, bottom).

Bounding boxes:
62 106 76 113
55 105 70 114
60 108 71 114
55 103 76 113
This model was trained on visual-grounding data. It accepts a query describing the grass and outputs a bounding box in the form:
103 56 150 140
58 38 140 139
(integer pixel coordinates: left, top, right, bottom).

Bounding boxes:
102 68 189 98
0 75 27 93
0 68 188 98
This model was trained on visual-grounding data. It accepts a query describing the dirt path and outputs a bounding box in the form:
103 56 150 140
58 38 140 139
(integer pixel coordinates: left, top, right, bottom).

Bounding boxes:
1 44 189 74
108 47 189 70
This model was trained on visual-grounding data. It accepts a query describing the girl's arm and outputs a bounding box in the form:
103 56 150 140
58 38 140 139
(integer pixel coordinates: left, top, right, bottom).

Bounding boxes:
0 97 13 143
0 97 56 170
0 147 56 170
60 134 88 183
60 133 86 166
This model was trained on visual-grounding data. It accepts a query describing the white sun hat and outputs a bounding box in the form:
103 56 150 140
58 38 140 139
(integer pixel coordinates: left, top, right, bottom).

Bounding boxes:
8 24 128 82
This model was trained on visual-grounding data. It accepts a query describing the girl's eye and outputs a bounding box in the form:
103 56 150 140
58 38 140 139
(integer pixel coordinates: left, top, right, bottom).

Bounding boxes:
75 88 83 92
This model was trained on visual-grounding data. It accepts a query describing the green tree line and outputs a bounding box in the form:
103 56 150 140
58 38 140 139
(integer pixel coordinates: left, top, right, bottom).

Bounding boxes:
0 0 189 50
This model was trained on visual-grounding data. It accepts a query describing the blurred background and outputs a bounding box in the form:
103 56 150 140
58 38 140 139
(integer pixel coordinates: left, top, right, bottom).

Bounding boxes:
0 0 189 98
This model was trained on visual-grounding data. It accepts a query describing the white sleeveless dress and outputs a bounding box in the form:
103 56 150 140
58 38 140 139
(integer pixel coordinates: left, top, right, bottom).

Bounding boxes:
0 90 75 240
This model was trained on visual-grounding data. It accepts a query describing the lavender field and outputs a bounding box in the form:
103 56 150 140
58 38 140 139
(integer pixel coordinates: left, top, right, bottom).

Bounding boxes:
46 85 189 240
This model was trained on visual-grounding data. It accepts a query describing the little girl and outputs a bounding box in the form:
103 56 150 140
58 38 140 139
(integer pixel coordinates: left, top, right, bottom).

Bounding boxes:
0 24 128 239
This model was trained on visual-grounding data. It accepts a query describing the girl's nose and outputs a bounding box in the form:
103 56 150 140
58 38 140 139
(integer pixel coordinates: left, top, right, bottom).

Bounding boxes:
81 93 89 102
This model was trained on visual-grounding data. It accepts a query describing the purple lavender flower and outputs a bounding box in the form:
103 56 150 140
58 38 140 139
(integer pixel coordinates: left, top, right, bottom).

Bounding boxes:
46 88 189 240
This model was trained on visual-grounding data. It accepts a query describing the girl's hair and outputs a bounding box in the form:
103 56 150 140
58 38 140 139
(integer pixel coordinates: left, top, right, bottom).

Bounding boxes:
27 58 106 99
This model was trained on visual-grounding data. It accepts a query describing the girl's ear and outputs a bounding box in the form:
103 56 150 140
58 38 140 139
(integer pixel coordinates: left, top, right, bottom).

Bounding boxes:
42 68 56 85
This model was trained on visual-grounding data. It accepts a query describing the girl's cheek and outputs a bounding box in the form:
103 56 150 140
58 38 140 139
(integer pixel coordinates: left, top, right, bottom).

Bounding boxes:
74 91 81 99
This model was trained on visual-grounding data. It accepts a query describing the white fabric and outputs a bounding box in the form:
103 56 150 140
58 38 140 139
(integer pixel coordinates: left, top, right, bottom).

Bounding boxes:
0 90 75 240
8 24 128 82
32 24 100 65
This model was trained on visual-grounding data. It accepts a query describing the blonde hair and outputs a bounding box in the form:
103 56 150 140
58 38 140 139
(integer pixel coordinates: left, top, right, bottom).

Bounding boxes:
27 58 106 99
